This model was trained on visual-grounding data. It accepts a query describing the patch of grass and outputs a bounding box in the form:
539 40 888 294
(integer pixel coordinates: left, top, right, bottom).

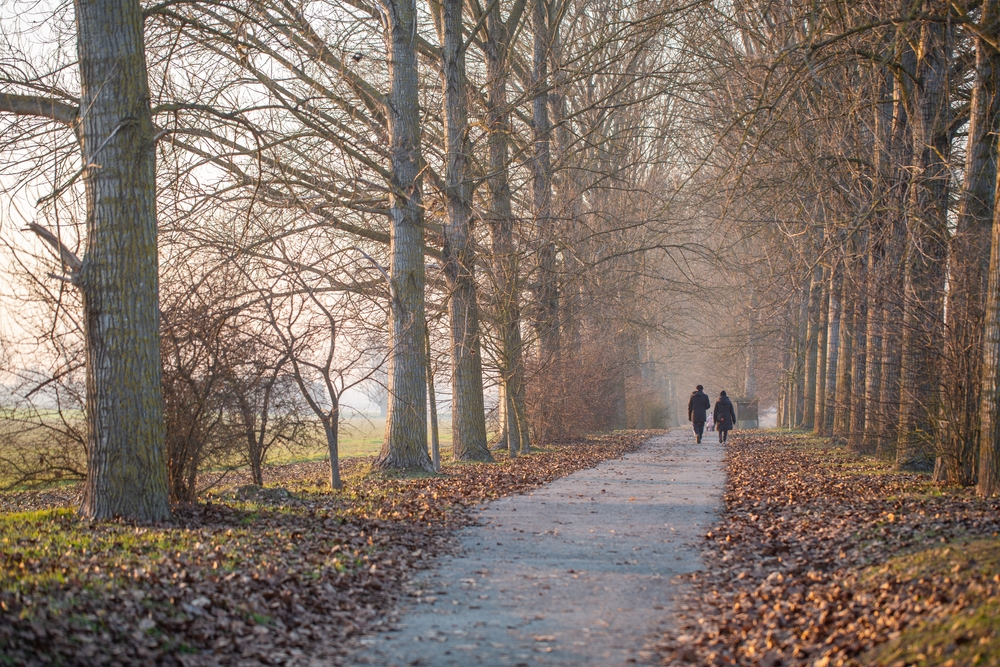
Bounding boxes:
0 507 252 594
866 599 1000 666
863 538 1000 666
865 537 1000 584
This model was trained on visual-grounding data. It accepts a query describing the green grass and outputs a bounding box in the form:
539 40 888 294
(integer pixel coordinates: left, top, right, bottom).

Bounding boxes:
863 538 1000 584
0 414 459 490
863 538 1000 667
265 416 454 465
0 507 236 593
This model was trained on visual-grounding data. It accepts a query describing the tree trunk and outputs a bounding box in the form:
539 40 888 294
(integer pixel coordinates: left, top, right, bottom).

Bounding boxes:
803 268 822 429
813 269 830 434
979 0 1000 493
778 333 789 428
897 16 950 471
325 408 342 490
821 263 842 436
375 0 432 470
876 46 913 462
506 382 521 457
979 7 1000 498
847 271 868 453
532 0 559 371
495 380 508 451
940 0 999 485
436 0 492 462
239 399 263 485
249 430 264 487
861 285 884 451
861 67 894 453
877 273 904 460
833 275 854 438
744 292 758 399
427 339 441 471
793 293 807 426
76 0 170 522
484 3 529 455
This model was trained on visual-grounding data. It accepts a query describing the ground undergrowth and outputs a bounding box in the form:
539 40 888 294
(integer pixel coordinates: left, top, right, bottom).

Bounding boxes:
0 431 652 666
654 431 1000 667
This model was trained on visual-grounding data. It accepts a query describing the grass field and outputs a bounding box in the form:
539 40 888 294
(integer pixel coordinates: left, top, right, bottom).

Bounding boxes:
0 414 456 490
266 416 455 465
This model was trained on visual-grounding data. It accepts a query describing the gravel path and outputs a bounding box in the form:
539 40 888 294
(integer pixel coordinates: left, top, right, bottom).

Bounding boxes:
347 429 724 667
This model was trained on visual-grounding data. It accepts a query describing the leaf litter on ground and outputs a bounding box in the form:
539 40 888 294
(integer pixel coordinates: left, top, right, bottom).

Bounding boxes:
652 431 1000 667
0 430 653 666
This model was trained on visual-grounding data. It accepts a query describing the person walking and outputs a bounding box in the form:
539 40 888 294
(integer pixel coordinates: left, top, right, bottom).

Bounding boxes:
688 385 711 444
714 390 737 443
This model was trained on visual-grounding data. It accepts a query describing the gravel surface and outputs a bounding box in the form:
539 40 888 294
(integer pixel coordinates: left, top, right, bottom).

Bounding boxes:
347 429 724 667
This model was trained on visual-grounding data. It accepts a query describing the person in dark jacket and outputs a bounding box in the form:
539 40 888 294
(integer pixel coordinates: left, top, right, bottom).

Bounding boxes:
714 390 737 443
688 385 711 444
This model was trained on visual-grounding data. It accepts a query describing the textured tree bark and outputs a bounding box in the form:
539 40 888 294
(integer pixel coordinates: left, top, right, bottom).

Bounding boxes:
802 268 822 429
821 264 842 436
833 276 854 438
495 380 508 450
939 0 999 485
532 0 559 375
76 0 170 521
777 386 785 429
505 384 521 458
847 269 868 453
813 270 830 435
744 292 759 400
324 406 342 490
861 68 895 453
979 101 1000 496
877 275 904 460
426 337 441 472
435 0 492 462
375 0 433 470
484 3 529 455
897 16 950 471
978 196 1000 496
876 49 913 462
793 293 807 426
778 334 791 428
861 287 884 452
979 3 1000 493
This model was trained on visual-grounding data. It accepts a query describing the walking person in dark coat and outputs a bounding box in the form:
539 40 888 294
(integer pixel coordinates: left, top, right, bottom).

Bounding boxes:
714 390 737 443
688 385 711 444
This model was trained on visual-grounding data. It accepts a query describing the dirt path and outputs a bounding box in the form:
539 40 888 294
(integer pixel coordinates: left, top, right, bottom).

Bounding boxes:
347 429 724 667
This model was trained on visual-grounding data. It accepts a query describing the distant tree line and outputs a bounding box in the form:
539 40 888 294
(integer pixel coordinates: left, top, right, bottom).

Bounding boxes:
697 0 1000 496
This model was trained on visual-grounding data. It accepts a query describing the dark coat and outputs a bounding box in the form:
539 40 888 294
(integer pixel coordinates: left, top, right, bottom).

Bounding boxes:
714 396 737 431
688 390 711 422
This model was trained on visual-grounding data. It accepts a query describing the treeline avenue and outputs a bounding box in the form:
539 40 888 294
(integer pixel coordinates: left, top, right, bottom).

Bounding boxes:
717 0 1000 497
8 0 1000 520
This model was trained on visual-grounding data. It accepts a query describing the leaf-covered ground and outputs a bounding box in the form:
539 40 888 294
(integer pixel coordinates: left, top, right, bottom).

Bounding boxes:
654 431 1000 667
0 431 652 666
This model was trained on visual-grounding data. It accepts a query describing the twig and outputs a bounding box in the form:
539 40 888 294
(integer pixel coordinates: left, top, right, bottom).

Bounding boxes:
26 222 83 273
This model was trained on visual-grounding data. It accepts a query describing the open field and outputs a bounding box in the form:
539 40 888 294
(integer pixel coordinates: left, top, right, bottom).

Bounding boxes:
0 414 456 490
265 417 455 466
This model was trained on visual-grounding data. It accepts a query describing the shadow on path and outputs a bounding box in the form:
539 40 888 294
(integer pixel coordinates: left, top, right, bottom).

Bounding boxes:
347 429 724 666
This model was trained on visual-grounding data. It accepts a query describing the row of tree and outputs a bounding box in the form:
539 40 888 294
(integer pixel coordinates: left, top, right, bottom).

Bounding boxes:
711 0 1000 497
0 0 700 519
